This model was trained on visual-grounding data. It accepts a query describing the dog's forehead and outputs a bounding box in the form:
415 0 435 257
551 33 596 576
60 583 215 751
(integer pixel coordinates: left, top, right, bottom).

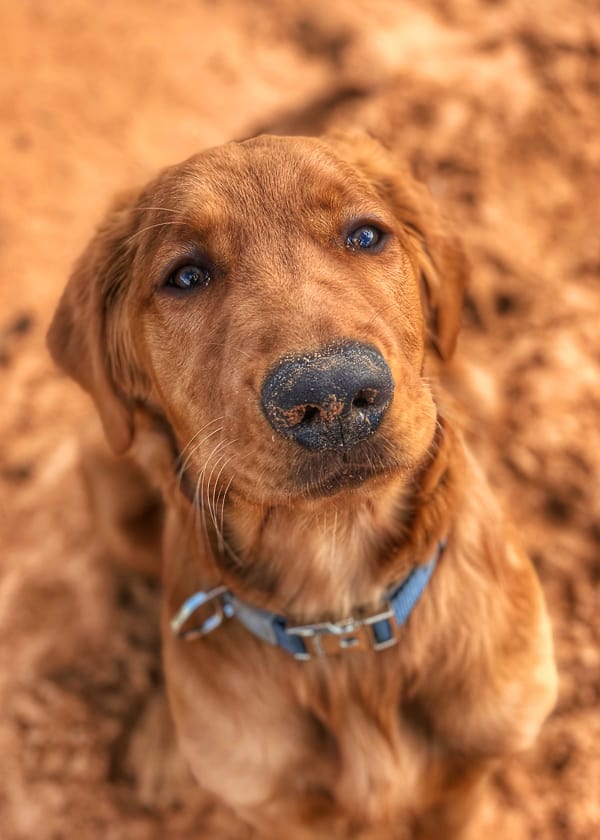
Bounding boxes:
161 136 377 225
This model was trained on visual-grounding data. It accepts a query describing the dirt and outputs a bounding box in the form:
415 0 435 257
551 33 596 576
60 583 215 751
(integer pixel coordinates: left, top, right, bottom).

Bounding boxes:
1 0 599 837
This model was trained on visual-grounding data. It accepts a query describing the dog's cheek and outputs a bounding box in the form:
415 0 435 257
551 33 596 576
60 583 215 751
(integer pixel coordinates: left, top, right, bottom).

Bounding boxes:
402 398 438 467
383 361 438 465
132 321 213 458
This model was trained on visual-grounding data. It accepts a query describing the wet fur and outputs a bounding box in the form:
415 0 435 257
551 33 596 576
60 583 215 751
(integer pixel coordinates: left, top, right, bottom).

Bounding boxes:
48 133 557 839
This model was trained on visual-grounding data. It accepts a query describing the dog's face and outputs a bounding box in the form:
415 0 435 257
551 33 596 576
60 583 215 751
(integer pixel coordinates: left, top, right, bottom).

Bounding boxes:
48 134 468 505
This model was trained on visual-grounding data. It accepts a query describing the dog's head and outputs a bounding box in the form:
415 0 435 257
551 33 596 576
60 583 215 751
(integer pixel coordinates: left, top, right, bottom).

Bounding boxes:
48 134 468 504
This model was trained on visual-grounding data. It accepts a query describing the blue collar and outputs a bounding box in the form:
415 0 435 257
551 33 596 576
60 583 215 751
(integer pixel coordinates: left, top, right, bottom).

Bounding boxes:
171 541 445 661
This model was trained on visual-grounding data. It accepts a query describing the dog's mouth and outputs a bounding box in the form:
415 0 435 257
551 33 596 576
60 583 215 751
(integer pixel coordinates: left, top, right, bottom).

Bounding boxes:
289 437 403 499
180 447 397 509
299 461 397 498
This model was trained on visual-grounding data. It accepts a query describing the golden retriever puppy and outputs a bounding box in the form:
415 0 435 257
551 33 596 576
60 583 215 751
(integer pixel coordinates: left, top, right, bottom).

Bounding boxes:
48 133 557 839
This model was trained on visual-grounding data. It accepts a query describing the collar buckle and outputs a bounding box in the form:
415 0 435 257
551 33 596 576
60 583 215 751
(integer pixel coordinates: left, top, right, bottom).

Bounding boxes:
286 607 399 660
170 585 233 641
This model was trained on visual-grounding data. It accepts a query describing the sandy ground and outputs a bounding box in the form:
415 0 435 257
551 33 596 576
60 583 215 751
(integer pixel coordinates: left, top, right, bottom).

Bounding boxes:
1 0 599 837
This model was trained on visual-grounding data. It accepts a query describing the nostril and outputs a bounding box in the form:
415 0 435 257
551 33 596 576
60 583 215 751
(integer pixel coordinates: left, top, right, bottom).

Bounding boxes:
280 404 322 428
352 388 379 410
352 396 370 410
301 405 320 425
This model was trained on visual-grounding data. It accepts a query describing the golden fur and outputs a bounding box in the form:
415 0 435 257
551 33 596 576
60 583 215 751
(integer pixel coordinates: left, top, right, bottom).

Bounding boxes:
48 133 557 838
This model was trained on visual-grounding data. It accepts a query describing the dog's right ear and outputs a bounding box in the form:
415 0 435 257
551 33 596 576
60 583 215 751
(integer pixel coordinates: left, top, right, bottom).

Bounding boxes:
47 190 140 454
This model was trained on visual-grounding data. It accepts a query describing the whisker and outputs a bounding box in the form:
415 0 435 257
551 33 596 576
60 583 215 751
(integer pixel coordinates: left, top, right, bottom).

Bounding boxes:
206 448 233 537
177 416 225 464
210 444 239 517
176 418 225 490
330 510 338 567
210 453 236 551
205 341 256 361
365 301 402 330
126 220 184 244
135 206 187 215
198 439 230 537
178 430 224 496
210 448 254 563
193 468 207 546
219 473 235 543
193 437 227 545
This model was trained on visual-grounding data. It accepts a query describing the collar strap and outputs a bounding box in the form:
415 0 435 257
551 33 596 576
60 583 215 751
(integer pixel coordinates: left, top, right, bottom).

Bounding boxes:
171 541 445 661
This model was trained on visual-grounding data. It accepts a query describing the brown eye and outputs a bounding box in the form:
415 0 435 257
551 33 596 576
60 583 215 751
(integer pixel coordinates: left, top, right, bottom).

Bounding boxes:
167 265 211 291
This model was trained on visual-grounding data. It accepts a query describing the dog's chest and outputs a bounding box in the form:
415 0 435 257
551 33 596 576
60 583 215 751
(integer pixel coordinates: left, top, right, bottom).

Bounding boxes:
166 631 427 823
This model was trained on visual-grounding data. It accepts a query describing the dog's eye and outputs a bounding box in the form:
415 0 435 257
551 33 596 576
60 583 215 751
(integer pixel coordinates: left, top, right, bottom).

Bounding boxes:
167 265 211 291
346 225 383 250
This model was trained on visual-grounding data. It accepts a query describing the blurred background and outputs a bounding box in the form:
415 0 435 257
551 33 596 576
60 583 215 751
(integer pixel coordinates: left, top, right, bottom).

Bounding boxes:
0 1 598 837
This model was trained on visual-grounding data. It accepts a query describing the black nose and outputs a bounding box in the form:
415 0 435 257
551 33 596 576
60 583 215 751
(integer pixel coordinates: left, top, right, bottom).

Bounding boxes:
261 342 394 451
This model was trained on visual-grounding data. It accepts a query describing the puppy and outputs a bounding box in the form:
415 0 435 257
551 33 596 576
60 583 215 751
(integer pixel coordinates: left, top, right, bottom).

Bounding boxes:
48 133 557 839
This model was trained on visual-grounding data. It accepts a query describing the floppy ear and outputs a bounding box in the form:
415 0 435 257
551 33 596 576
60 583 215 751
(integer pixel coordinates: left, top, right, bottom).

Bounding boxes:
47 190 140 453
327 132 469 360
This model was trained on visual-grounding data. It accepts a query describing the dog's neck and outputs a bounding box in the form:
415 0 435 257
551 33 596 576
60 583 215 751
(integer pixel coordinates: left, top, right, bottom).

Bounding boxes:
198 420 462 622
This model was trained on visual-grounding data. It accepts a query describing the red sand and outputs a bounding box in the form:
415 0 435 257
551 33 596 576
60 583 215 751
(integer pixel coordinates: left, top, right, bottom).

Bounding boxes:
1 1 598 836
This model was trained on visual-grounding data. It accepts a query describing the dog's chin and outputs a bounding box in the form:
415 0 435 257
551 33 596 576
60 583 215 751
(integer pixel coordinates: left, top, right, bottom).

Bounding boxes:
296 460 400 499
281 439 410 500
219 446 403 507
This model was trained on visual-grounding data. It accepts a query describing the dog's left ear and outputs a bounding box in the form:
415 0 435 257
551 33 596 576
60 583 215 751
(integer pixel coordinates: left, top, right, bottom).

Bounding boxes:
326 132 470 360
47 190 141 453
